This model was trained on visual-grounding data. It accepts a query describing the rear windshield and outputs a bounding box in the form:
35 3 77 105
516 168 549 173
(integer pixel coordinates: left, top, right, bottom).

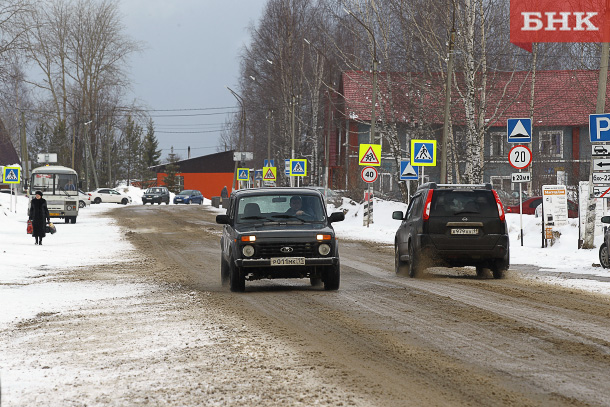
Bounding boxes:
430 190 498 217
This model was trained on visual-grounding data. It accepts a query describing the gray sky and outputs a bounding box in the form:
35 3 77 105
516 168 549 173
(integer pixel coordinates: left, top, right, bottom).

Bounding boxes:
118 0 268 161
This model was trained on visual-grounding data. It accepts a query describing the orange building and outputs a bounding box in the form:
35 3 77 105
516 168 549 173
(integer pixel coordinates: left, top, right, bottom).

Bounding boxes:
152 150 235 199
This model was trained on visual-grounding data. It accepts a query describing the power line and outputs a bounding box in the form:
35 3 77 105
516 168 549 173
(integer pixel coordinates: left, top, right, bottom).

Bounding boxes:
155 129 224 134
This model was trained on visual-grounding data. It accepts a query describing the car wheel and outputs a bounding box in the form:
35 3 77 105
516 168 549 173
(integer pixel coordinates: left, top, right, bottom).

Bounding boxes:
310 277 322 286
220 257 230 286
143 202 146 205
121 198 128 205
229 259 245 292
199 199 203 205
323 262 340 290
600 243 609 269
157 201 161 205
64 218 69 224
187 200 191 205
165 199 169 205
94 197 101 204
79 200 86 209
491 251 509 279
475 265 486 278
395 243 408 275
408 242 422 278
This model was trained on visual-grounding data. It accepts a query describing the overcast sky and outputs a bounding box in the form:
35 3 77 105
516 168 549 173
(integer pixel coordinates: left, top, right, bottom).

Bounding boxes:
118 0 268 161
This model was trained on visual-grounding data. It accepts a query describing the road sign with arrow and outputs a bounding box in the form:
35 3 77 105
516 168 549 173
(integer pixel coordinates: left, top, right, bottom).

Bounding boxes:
593 158 610 171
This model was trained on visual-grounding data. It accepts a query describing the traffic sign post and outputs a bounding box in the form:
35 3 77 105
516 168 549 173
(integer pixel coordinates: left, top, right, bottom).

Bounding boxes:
289 159 307 187
410 140 436 166
361 166 378 183
263 166 277 182
237 168 250 182
3 166 20 213
399 161 418 181
507 118 532 143
590 114 610 142
508 145 532 169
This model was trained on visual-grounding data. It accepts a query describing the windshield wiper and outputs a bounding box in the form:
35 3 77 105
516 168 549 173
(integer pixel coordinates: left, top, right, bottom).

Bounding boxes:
271 214 309 222
241 215 274 221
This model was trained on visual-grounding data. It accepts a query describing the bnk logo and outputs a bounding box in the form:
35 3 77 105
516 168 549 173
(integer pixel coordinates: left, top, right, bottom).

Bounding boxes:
511 0 610 46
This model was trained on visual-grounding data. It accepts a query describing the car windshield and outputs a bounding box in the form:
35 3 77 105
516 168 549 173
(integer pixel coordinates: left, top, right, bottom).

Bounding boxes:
236 194 325 223
146 188 164 194
178 190 193 195
430 190 499 217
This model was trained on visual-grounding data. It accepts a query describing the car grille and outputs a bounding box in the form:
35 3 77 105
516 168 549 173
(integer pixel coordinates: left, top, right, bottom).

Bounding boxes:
255 242 316 258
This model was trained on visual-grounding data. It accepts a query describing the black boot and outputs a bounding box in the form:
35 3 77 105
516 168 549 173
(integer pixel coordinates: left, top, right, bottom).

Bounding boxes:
35 237 38 245
39 238 43 245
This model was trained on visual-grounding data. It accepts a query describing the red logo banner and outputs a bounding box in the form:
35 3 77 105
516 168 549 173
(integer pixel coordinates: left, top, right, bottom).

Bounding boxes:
511 0 610 51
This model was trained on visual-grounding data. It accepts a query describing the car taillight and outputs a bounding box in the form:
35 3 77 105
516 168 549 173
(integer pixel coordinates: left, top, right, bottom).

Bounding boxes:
492 190 505 221
423 190 434 221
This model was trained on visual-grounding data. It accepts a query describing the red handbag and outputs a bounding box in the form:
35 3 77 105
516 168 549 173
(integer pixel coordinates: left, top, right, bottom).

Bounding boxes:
27 220 33 234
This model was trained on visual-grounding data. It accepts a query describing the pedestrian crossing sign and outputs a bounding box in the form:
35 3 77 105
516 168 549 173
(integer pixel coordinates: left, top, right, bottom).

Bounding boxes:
290 159 307 176
410 139 436 167
3 166 20 184
358 144 381 166
237 168 250 181
263 166 277 181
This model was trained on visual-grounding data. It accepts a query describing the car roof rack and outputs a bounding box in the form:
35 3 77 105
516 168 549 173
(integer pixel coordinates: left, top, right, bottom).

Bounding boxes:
419 182 493 190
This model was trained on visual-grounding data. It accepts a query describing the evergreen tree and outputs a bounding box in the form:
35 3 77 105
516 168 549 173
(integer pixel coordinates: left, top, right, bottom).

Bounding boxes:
142 119 161 168
163 148 181 194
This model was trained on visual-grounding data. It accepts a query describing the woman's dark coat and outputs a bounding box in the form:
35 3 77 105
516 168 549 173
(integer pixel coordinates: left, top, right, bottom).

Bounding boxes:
29 197 50 238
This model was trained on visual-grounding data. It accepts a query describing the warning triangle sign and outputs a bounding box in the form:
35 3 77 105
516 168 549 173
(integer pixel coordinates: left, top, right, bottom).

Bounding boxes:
6 170 17 181
509 120 530 139
415 145 432 161
263 167 276 180
401 164 416 177
360 146 380 165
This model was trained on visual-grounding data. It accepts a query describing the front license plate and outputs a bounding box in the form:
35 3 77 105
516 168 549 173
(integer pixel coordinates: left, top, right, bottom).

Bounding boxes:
451 228 478 235
271 257 305 266
49 212 60 216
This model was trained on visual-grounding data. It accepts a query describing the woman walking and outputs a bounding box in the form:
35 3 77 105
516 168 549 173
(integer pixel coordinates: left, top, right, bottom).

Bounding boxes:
29 190 50 245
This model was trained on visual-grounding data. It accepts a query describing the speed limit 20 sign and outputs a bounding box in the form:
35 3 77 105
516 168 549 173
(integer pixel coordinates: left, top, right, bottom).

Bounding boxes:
508 145 532 169
361 166 378 183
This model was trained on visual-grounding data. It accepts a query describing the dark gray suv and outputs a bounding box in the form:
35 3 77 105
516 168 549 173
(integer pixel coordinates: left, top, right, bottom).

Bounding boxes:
216 188 345 292
599 216 610 268
392 183 509 279
142 187 170 205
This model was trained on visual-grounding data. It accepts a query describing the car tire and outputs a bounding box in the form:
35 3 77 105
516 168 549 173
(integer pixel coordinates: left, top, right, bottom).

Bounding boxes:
600 243 609 269
323 262 340 290
64 218 69 224
229 259 245 292
165 199 169 205
491 252 509 279
310 277 322 286
408 242 422 278
220 257 230 286
79 200 86 209
121 198 128 205
187 200 191 205
395 243 408 275
157 201 161 205
475 265 487 278
71 217 77 224
94 197 101 204
199 199 203 205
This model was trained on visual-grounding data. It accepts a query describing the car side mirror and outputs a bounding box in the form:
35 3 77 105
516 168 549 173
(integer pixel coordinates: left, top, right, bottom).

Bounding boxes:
328 212 345 223
216 214 230 224
602 216 610 224
392 211 404 220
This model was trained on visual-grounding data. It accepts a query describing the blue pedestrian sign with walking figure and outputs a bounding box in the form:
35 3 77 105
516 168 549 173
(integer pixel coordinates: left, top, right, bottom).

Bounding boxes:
507 118 532 143
290 159 307 176
3 166 20 184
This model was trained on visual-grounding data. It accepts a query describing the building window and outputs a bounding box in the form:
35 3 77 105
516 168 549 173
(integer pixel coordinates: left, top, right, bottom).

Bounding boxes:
539 130 563 158
489 132 504 157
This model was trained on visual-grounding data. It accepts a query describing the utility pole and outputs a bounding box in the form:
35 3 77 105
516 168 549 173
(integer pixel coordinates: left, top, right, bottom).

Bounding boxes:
440 6 456 184
20 112 28 191
84 121 98 190
291 94 296 187
583 42 610 249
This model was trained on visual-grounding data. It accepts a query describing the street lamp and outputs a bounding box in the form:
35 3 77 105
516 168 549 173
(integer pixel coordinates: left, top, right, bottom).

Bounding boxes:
344 7 378 227
303 37 333 201
226 86 246 191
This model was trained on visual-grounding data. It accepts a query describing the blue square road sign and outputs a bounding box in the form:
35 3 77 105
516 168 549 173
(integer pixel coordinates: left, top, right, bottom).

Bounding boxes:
590 114 610 142
507 118 532 143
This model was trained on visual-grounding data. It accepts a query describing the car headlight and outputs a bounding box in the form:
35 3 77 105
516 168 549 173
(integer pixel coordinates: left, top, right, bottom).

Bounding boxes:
318 243 331 256
242 245 255 257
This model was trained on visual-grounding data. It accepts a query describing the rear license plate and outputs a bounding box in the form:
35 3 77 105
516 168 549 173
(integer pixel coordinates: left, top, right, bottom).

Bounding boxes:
271 257 305 266
451 228 478 235
49 213 60 216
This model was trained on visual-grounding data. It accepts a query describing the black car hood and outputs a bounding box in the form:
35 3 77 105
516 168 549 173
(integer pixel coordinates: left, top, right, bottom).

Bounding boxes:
235 222 334 236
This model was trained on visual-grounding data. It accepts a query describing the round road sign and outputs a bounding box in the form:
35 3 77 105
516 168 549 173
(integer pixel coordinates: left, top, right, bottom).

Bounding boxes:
508 145 532 169
361 166 378 183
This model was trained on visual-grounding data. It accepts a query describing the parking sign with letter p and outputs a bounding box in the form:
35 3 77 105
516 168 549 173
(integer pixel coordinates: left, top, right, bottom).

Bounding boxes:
590 113 610 142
